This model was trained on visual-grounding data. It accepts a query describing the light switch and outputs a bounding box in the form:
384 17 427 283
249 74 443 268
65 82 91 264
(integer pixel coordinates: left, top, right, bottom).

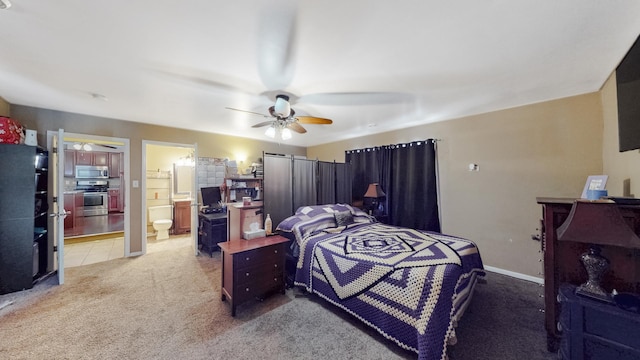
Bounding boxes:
132 180 139 188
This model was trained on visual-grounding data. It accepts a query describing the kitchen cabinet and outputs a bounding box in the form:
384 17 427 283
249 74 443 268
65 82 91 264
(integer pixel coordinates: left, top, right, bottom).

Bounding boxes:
173 200 191 235
109 152 123 177
75 150 108 166
63 192 84 236
108 189 120 213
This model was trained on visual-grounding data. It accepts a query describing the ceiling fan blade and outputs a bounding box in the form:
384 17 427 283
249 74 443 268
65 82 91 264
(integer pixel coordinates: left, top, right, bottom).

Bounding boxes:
287 122 307 134
296 116 333 125
225 107 269 117
252 121 275 128
257 4 297 90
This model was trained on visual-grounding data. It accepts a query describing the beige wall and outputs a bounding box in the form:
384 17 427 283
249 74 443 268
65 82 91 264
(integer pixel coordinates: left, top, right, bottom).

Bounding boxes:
10 105 306 253
308 92 605 278
0 97 9 116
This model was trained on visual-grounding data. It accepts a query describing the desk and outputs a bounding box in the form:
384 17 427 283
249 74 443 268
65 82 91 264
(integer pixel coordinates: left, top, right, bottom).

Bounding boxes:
198 212 227 257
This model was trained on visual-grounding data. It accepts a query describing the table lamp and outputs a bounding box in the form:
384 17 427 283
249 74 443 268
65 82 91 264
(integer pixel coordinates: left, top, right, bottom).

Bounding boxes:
364 183 386 215
556 199 640 301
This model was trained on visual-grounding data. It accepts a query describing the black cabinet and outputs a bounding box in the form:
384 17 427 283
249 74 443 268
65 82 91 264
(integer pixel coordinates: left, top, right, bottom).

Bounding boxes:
558 284 640 360
198 212 227 257
0 144 52 294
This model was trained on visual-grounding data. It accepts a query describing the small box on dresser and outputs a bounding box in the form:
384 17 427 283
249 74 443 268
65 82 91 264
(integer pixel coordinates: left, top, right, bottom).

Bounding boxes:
217 235 289 316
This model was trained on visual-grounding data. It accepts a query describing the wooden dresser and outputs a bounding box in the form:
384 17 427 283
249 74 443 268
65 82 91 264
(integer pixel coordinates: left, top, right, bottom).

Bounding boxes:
217 235 289 316
536 197 640 352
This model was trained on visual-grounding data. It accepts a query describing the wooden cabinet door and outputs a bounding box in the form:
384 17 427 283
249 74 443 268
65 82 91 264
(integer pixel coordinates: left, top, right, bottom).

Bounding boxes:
174 201 191 234
92 152 108 166
108 189 119 212
64 149 76 177
108 152 122 177
75 151 92 165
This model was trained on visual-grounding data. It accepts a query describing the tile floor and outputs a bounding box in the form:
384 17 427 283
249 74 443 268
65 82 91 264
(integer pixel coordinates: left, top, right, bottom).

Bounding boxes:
64 235 194 268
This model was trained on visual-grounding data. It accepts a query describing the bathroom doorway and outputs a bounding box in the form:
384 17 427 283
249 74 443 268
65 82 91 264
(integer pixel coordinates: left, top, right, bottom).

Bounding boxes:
142 141 198 255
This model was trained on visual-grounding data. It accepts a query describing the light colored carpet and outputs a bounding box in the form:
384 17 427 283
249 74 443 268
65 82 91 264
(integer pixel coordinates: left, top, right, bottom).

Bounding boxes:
0 244 414 360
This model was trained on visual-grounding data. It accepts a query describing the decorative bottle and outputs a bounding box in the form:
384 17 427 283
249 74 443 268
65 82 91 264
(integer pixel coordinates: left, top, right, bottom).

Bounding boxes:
264 214 272 235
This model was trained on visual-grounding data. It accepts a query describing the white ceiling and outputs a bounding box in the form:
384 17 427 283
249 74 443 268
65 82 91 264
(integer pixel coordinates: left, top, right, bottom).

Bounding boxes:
1 1 639 147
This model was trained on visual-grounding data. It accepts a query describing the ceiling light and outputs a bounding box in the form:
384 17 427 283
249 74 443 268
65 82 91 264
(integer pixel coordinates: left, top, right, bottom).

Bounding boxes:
274 95 291 117
82 143 92 151
0 0 11 10
265 126 276 138
281 128 292 140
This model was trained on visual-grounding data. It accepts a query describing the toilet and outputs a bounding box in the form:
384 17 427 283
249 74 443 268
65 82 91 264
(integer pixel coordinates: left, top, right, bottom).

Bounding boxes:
148 205 173 240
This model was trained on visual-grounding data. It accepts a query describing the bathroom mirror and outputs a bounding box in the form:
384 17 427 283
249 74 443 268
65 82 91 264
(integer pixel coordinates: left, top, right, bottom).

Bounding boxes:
173 164 193 196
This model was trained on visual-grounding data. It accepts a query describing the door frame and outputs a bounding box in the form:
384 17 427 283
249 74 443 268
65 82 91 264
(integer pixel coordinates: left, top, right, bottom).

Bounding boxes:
47 131 131 259
141 140 198 255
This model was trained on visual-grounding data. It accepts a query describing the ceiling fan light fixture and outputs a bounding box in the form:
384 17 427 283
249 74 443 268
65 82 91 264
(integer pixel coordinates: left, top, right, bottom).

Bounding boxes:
281 127 292 140
274 95 291 117
265 126 276 138
82 143 92 151
73 143 82 150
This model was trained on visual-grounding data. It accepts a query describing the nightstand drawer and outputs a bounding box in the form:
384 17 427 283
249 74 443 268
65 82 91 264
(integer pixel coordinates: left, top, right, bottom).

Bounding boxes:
234 243 286 269
234 263 283 286
233 271 285 302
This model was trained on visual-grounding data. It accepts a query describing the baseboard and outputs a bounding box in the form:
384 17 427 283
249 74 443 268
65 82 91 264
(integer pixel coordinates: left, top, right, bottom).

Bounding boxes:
483 265 544 285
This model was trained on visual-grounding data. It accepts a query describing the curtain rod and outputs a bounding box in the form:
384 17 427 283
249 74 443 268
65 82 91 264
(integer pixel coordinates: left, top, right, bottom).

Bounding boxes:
345 139 442 154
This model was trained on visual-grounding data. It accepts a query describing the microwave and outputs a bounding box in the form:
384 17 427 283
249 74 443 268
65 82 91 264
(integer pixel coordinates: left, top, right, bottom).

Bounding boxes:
75 165 109 179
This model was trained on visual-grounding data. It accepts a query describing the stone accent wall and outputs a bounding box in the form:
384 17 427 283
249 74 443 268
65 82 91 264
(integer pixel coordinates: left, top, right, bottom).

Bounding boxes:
196 157 226 189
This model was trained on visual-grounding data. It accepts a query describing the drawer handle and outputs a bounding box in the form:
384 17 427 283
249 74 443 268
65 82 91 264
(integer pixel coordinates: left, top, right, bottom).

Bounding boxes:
245 272 250 277
274 249 278 253
246 287 250 292
246 257 250 261
274 264 278 268
274 277 278 282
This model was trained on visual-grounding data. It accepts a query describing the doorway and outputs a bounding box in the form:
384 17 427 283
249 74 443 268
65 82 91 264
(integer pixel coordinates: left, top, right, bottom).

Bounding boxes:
142 141 197 255
47 131 131 270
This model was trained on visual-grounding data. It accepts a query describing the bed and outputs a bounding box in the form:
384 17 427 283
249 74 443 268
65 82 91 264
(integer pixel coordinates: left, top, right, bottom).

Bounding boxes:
276 204 485 360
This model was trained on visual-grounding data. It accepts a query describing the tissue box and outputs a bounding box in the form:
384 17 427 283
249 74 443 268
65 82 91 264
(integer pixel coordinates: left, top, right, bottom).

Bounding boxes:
243 229 266 240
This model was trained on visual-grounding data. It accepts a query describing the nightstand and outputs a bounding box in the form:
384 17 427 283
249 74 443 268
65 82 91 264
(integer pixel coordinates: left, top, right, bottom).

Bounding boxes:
558 284 640 359
217 235 289 316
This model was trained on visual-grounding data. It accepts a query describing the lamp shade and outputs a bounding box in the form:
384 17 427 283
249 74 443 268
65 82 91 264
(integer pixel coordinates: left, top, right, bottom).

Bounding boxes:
557 200 640 249
364 183 385 198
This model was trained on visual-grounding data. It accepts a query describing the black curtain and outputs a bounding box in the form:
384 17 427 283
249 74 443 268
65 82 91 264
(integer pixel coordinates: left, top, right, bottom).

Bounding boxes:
346 147 383 206
346 140 440 232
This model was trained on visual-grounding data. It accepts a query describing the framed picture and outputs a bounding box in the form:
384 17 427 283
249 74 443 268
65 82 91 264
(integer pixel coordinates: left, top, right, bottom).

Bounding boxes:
581 175 608 199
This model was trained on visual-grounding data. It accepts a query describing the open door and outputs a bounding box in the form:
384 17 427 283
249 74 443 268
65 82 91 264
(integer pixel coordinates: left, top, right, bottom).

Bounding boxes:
51 129 66 284
191 144 199 255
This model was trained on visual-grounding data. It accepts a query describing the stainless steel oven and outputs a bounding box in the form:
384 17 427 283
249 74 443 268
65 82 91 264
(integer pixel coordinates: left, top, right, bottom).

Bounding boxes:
83 192 108 216
77 180 109 216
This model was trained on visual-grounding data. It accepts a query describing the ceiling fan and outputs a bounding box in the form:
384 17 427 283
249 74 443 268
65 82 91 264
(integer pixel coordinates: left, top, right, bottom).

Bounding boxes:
226 94 332 140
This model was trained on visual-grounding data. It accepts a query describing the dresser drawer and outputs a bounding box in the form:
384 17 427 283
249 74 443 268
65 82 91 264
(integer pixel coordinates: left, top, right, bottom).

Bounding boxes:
234 243 286 269
233 271 285 303
234 262 283 286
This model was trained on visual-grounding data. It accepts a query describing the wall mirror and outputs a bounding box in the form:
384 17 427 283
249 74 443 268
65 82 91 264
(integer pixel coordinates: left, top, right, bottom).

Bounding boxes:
173 163 193 196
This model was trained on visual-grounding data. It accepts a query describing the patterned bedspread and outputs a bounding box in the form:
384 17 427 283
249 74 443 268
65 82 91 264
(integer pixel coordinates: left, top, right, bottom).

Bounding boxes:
294 222 484 360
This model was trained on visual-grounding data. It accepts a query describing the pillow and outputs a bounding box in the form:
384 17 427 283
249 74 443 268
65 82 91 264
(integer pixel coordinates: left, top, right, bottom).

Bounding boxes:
334 211 354 226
